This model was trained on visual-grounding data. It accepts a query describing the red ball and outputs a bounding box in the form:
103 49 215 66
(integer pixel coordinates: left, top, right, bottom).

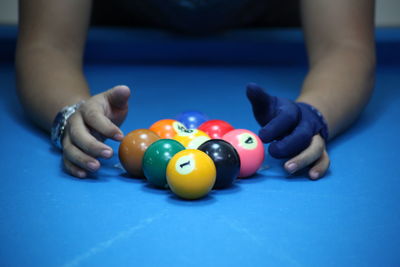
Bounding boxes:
198 119 234 139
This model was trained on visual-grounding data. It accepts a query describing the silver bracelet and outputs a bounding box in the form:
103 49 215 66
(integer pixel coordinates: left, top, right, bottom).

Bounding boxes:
51 101 85 150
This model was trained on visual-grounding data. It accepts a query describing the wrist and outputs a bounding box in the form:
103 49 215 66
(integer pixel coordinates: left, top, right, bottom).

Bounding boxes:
51 101 85 150
296 102 329 142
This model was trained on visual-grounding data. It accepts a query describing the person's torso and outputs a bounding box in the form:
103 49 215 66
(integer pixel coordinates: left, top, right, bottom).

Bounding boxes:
92 0 300 34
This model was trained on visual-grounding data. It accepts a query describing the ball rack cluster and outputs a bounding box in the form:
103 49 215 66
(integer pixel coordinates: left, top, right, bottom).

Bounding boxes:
118 111 265 200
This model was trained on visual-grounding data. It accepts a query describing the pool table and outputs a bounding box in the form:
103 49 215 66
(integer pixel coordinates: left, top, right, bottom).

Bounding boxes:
0 25 399 267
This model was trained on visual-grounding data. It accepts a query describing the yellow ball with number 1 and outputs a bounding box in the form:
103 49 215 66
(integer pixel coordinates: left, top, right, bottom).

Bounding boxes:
166 149 216 200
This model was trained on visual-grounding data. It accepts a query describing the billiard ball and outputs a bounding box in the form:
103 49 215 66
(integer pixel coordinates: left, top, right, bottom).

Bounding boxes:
173 129 210 149
118 129 160 177
198 119 234 139
142 139 186 188
222 129 264 178
175 110 209 129
166 149 216 199
198 139 240 189
149 119 187 139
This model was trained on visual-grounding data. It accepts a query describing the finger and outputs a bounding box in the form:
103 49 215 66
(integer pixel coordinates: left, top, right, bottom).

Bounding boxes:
258 101 300 143
63 134 101 172
63 156 87 179
309 150 330 180
81 105 124 141
246 83 277 126
283 135 325 174
67 114 114 158
269 120 313 158
102 85 130 128
105 85 131 109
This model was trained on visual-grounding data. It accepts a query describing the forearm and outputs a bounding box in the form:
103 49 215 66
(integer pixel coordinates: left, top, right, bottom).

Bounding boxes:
297 45 375 139
16 46 90 132
17 0 92 132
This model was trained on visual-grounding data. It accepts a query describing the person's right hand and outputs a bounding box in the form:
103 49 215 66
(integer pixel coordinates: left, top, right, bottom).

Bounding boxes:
62 85 131 178
246 83 330 180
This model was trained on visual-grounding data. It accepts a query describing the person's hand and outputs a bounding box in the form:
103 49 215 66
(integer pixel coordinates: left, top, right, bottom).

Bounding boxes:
246 83 330 180
62 85 131 178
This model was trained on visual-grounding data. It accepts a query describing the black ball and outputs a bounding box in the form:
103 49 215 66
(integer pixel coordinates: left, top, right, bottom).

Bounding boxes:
198 139 240 189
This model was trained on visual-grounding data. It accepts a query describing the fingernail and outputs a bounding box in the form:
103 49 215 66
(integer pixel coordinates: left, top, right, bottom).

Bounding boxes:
101 149 113 158
77 171 87 178
87 161 99 171
113 133 124 140
286 162 297 173
310 171 320 180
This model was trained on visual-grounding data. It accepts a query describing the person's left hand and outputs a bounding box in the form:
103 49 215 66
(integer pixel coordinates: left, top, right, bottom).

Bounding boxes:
246 83 330 180
61 85 130 178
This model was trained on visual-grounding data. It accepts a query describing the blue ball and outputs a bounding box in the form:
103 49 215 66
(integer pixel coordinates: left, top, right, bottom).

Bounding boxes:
175 110 209 129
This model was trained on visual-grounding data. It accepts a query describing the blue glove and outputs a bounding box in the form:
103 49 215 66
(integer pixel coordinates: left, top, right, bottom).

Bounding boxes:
246 83 329 158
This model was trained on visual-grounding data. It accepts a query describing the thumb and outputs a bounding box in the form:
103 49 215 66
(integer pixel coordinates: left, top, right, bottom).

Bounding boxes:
106 85 131 109
246 82 276 126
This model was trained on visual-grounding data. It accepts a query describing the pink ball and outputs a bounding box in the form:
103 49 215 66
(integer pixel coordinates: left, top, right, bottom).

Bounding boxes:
222 129 265 178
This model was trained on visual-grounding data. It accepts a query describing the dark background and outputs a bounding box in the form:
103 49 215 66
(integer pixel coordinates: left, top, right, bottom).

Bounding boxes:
91 0 301 34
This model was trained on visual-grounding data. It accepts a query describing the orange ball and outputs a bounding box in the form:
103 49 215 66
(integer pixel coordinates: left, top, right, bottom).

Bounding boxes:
118 129 160 177
149 119 187 139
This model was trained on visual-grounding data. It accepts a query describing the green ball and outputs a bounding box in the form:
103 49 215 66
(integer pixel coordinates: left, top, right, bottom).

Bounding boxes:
142 139 186 188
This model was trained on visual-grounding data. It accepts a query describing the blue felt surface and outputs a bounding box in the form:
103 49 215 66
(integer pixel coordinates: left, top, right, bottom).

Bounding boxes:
0 27 400 267
1 26 400 65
